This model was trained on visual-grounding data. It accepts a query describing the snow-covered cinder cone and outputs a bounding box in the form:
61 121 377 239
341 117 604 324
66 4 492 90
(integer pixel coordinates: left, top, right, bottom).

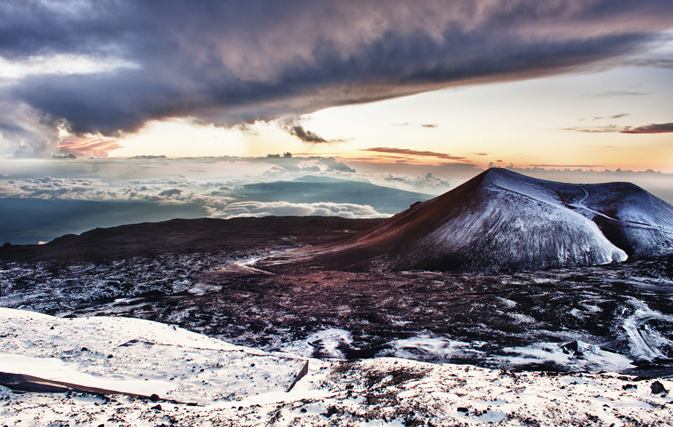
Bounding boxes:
300 168 673 272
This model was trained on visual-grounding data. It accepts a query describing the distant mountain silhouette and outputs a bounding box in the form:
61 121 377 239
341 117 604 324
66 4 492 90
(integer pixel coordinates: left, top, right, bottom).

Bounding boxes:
300 168 673 272
234 175 432 214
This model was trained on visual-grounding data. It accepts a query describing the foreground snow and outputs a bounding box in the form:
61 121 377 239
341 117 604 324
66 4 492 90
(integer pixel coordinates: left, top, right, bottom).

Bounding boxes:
1 308 671 426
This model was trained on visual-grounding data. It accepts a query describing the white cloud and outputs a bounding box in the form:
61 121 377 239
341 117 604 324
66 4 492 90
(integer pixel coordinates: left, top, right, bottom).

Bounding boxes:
0 170 402 220
0 102 61 158
212 201 388 219
0 185 25 197
379 172 452 194
0 54 138 81
190 195 237 215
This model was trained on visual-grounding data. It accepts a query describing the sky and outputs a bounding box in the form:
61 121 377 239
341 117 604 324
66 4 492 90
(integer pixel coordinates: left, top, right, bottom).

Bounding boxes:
1 1 673 243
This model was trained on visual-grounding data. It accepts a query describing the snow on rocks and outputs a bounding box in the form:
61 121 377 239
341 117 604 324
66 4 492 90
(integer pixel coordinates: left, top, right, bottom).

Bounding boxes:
2 308 672 426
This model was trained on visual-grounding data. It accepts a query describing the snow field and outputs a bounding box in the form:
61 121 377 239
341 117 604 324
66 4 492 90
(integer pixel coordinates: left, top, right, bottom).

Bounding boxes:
1 308 672 426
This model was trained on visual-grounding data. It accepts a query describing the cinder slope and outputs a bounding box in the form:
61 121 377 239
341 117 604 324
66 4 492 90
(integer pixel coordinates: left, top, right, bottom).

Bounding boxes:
304 168 673 272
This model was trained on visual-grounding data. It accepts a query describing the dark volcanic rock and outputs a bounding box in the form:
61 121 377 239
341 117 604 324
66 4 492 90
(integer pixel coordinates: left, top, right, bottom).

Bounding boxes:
296 168 673 272
561 341 582 356
652 381 668 395
3 246 673 372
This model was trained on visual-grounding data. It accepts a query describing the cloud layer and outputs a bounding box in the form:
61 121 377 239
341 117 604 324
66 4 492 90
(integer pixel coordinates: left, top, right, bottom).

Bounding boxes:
212 201 386 219
1 0 672 156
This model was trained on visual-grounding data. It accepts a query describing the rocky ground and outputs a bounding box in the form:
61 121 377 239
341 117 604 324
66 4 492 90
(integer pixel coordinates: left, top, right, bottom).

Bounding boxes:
1 246 672 374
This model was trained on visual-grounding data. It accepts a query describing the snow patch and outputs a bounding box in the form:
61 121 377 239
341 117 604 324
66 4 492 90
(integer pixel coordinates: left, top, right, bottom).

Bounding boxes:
381 336 484 362
496 297 517 308
279 329 352 359
508 313 537 324
0 353 171 396
0 307 313 404
622 299 673 361
188 282 222 296
499 341 635 372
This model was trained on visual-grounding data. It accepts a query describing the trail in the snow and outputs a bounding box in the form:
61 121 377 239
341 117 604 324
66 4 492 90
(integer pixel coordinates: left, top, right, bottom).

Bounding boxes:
572 185 661 230
622 299 673 362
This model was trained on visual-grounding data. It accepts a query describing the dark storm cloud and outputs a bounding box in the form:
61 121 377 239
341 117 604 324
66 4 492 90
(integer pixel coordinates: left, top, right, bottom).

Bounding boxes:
593 114 629 120
565 125 623 133
362 147 465 161
158 189 183 197
566 122 673 134
581 91 649 98
1 0 673 155
280 119 352 143
622 58 673 68
288 124 328 144
621 122 673 134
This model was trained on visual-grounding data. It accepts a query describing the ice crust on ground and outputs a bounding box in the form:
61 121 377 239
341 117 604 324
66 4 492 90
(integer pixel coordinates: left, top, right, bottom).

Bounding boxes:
380 336 485 362
381 336 637 373
2 308 673 426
